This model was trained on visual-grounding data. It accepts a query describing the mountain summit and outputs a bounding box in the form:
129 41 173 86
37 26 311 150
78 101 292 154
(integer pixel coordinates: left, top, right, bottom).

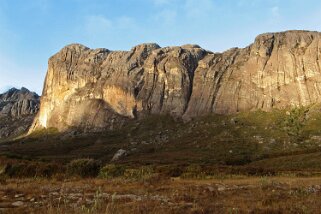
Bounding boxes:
29 30 321 132
0 87 39 138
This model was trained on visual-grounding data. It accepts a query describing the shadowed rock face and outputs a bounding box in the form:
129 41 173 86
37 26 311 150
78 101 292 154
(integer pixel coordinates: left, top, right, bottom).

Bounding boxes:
30 30 321 132
0 88 40 138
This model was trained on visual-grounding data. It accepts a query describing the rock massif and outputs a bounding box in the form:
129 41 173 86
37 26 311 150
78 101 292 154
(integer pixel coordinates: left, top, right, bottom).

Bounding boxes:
0 88 40 138
30 30 321 132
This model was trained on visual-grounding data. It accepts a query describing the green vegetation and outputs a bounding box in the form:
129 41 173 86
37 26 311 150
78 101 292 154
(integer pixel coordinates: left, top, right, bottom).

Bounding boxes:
66 158 101 178
282 107 308 140
123 165 154 181
2 105 321 174
27 127 60 139
99 164 126 178
4 162 63 178
2 154 310 181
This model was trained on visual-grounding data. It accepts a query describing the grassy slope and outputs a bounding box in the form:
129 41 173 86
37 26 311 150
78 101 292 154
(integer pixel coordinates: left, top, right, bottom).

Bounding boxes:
2 105 321 171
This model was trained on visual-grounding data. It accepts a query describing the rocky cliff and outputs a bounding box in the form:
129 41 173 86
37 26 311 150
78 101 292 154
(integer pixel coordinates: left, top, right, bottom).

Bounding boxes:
0 88 40 138
30 30 321 132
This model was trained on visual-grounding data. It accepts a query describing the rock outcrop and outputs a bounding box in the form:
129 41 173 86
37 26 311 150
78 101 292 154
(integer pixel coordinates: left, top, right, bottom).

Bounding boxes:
0 88 40 138
30 30 321 132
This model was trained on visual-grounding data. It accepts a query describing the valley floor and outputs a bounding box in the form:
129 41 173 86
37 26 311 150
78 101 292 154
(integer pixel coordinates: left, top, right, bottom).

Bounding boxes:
1 176 321 214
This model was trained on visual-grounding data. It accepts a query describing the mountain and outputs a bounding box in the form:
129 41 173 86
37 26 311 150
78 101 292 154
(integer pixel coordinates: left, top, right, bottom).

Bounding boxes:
29 30 321 133
0 87 40 139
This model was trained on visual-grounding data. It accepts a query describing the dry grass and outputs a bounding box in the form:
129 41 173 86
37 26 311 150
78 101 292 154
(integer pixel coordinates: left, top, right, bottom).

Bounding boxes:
0 176 321 213
2 108 321 213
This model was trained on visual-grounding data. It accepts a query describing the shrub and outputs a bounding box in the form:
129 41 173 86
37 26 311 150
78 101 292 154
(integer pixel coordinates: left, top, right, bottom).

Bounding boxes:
0 176 6 184
225 155 252 166
5 163 24 177
36 163 63 178
283 107 308 140
66 158 101 178
0 165 7 184
124 166 154 180
181 164 206 179
99 164 126 179
4 162 63 178
154 165 183 177
52 173 67 181
0 164 7 175
143 172 170 185
231 166 276 176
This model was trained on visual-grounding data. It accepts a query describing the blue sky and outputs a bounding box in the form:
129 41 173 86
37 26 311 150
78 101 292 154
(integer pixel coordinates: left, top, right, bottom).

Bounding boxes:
1 0 321 94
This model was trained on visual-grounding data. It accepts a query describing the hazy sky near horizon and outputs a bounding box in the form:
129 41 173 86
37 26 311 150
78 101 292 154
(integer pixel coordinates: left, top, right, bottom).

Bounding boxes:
1 0 321 94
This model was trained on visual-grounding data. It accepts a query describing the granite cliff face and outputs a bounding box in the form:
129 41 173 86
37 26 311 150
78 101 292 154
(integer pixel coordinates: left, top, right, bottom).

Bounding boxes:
30 30 321 132
0 88 40 138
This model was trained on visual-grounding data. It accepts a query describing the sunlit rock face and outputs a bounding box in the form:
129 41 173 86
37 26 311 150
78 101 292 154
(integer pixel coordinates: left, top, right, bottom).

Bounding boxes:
187 31 321 115
30 30 321 132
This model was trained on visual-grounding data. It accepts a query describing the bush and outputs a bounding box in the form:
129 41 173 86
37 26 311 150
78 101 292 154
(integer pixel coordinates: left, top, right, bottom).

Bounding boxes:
0 174 6 185
181 164 206 179
4 162 63 178
283 107 308 140
225 155 252 165
0 165 7 184
154 165 183 177
231 166 276 176
0 164 7 175
66 158 101 178
36 163 63 178
52 173 67 181
99 164 126 179
124 166 154 180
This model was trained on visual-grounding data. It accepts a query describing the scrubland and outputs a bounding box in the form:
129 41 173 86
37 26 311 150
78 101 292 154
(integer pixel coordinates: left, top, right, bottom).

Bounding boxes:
2 106 321 213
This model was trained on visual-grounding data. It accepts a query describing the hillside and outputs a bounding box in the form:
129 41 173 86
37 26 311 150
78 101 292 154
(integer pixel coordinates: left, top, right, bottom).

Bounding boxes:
1 104 321 169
